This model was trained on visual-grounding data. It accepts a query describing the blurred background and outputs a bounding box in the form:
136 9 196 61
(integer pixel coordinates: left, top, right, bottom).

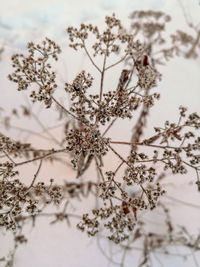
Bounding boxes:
0 0 200 266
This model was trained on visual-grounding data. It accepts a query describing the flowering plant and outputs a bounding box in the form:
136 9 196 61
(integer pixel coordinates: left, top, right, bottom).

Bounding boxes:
1 11 200 267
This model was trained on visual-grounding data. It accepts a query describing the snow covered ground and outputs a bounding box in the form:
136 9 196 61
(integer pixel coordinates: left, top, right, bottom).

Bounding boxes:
0 0 200 266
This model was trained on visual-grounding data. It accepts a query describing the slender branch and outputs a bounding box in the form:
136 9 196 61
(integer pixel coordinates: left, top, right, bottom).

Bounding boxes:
105 53 128 71
3 150 16 164
83 42 101 72
110 140 186 150
31 112 61 146
165 195 200 209
27 159 43 190
7 125 54 141
15 149 66 166
108 144 129 167
102 118 117 137
186 30 200 58
52 96 89 126
120 237 132 267
95 157 105 182
99 51 107 102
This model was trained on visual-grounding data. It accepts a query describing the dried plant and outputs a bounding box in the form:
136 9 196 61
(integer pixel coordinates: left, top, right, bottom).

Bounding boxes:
1 11 200 267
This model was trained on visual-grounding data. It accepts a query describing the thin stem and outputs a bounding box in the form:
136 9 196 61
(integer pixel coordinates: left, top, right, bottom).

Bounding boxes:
186 30 200 58
95 157 105 182
52 96 88 126
102 118 117 137
27 159 43 190
165 195 200 209
83 42 101 72
15 149 66 166
105 53 128 71
99 51 107 102
108 144 129 167
31 112 61 146
3 150 16 164
110 140 186 150
120 237 132 267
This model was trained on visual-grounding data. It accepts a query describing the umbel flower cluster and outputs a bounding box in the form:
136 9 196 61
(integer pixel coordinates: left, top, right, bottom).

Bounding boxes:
1 11 200 266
